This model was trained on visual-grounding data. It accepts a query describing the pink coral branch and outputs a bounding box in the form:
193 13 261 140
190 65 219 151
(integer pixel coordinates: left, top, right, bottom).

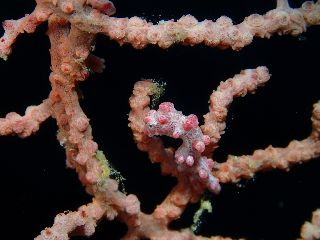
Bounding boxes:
214 101 320 183
0 98 52 137
201 67 271 155
35 199 106 240
311 101 320 140
96 0 320 49
0 0 319 239
0 3 53 60
300 209 320 240
5 0 315 52
215 138 320 183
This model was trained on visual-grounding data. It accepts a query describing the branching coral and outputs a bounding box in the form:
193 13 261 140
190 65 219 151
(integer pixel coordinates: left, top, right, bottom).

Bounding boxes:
0 0 319 239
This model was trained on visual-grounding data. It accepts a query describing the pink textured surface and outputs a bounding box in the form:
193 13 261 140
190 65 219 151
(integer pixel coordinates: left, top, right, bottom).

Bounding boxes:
0 0 319 239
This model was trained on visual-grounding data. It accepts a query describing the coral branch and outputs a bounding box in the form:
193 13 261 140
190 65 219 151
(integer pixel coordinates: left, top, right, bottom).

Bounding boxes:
215 138 320 183
300 209 320 240
0 0 319 239
0 99 52 137
153 178 200 224
0 3 53 60
214 101 320 183
35 199 106 240
201 67 270 155
311 100 320 140
97 0 320 49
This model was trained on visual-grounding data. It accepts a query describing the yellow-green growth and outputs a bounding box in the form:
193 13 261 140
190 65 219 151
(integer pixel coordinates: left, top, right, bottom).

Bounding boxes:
95 150 126 193
158 20 187 43
171 27 188 43
96 150 111 179
229 154 238 161
0 53 8 61
149 79 166 108
191 198 213 233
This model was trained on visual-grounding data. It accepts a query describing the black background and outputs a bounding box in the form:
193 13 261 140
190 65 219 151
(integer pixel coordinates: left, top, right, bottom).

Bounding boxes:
0 0 320 239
